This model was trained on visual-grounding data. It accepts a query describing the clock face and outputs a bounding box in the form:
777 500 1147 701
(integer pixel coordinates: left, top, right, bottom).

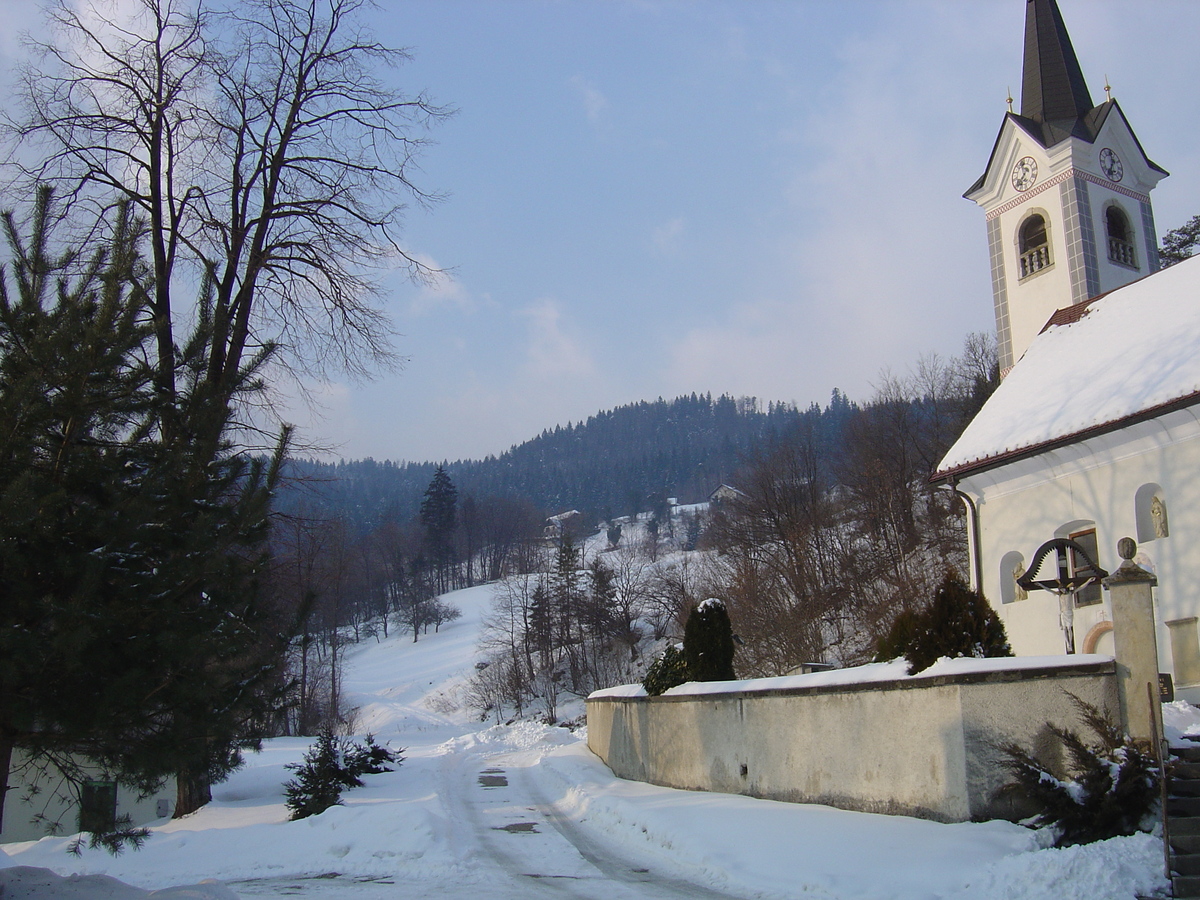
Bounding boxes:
1011 157 1038 192
1100 147 1124 182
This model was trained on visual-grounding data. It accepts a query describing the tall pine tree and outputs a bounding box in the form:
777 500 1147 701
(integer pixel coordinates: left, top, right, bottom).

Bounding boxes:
0 189 158 833
420 466 458 594
0 190 293 835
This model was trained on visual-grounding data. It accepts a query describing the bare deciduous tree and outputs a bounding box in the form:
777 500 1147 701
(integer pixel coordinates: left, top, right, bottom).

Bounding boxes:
8 0 451 423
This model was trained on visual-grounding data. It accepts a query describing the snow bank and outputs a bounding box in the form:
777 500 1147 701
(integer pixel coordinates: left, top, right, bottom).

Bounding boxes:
588 653 1113 699
0 866 242 899
536 738 1166 900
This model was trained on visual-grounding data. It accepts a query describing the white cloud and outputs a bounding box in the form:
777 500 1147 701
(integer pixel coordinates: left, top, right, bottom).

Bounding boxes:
663 5 1003 409
518 297 596 379
406 256 475 316
652 216 686 257
570 75 610 124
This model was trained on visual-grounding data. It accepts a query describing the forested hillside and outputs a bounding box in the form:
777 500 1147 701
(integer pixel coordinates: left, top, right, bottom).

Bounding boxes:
281 391 859 529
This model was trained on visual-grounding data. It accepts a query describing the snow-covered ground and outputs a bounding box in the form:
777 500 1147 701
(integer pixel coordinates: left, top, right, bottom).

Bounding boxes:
0 578 1181 899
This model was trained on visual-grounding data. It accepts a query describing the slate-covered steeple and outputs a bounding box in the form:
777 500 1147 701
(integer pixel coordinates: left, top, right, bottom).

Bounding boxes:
1021 0 1093 126
1013 0 1109 147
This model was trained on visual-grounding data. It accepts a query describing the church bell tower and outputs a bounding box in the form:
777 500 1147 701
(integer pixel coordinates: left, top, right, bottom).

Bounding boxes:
965 0 1168 372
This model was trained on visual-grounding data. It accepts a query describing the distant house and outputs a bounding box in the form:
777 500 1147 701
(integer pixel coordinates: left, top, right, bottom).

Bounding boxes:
544 509 583 541
708 484 746 506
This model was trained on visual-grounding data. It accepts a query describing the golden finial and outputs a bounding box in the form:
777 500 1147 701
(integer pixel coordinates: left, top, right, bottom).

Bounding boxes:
1006 87 1014 113
1104 75 1112 101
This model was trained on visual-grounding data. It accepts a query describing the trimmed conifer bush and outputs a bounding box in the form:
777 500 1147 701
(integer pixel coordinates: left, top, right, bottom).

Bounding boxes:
997 694 1159 846
874 607 921 663
642 643 689 696
683 598 736 682
877 573 1012 674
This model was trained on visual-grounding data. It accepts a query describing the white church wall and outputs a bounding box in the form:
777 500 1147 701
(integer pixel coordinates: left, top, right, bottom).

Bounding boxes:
958 408 1200 700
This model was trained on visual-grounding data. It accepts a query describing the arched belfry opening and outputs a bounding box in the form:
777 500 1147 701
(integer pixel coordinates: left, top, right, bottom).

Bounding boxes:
1018 214 1051 278
1105 205 1135 268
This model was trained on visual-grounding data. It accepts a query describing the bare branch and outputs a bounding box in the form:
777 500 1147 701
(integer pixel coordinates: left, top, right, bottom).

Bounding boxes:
4 0 452 416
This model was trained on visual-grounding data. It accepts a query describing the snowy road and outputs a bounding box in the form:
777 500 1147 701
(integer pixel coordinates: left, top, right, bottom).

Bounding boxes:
435 744 740 900
227 734 746 900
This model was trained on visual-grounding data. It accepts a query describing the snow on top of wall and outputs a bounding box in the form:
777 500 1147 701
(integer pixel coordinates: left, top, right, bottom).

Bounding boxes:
587 653 1112 699
936 254 1200 477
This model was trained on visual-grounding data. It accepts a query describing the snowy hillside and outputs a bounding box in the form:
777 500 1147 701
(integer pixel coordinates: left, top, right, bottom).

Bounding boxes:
0 578 1176 900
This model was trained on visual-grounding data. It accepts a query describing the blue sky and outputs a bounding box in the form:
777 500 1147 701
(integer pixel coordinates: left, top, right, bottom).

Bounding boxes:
4 0 1200 463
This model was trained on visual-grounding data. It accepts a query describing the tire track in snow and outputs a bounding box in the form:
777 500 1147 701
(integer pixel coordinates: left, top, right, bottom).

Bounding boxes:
511 761 745 900
438 742 747 900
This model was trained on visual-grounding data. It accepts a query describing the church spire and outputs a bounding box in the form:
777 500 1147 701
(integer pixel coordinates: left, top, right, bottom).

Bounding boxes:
1021 0 1094 125
966 0 1168 373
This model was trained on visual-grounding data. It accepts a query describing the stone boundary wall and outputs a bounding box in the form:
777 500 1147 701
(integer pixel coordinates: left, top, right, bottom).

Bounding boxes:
586 659 1118 823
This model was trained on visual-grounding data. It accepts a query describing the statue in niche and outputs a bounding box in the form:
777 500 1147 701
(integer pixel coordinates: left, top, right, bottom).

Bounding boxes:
1013 563 1028 602
1151 495 1169 538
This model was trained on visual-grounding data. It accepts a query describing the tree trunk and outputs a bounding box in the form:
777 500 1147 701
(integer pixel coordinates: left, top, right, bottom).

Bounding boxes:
174 766 212 818
0 731 14 834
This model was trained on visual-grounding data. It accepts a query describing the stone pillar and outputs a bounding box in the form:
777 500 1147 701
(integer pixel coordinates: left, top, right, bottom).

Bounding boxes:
1167 617 1200 687
1102 537 1161 744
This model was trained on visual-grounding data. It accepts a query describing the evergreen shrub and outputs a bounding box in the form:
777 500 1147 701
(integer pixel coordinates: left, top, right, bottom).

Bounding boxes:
874 607 920 663
996 694 1159 846
642 643 689 696
284 729 404 820
877 573 1012 674
683 598 736 682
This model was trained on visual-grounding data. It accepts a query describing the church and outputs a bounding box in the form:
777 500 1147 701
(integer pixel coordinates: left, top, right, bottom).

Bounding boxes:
934 0 1200 700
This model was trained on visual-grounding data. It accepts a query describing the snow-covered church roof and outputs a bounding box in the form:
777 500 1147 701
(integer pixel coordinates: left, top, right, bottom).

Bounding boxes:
935 254 1200 480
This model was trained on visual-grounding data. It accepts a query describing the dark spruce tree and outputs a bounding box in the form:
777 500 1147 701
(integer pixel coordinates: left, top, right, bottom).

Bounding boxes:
642 644 689 696
1160 214 1200 267
683 599 736 682
420 466 458 594
550 532 583 687
0 189 158 835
